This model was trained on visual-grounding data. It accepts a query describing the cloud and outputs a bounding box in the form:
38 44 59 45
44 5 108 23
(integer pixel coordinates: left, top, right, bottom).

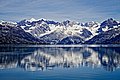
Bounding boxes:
0 0 120 22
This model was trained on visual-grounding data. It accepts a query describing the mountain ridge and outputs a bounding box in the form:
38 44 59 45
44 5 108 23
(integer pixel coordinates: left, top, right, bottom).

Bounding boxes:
0 18 120 44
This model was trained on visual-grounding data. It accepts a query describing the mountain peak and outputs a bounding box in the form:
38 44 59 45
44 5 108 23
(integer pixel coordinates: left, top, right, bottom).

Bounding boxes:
28 18 37 22
100 18 119 28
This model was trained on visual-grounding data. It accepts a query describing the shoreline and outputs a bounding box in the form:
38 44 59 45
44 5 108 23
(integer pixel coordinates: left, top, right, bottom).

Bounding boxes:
0 44 120 47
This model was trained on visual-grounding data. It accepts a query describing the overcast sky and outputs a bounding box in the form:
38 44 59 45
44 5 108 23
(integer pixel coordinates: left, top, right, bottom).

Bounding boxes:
0 0 120 22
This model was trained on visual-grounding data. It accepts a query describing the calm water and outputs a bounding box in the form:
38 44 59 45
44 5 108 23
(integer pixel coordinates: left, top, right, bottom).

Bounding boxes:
0 45 120 80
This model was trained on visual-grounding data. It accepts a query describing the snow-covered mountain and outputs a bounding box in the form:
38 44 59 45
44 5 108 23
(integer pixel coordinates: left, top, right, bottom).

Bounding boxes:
97 18 119 33
0 20 42 44
86 18 120 44
86 27 120 44
17 18 101 44
0 18 119 44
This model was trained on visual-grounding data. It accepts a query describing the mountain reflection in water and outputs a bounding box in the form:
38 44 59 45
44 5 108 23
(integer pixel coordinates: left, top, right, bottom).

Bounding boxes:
0 46 120 72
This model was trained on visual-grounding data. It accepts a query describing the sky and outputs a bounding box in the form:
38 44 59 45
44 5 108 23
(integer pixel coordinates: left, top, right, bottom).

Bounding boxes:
0 0 120 22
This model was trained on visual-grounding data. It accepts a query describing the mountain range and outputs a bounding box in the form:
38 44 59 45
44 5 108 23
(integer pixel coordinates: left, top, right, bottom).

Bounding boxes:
0 18 120 44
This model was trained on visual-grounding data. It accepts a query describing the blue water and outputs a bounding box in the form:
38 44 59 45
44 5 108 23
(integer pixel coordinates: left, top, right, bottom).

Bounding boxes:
0 45 120 80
